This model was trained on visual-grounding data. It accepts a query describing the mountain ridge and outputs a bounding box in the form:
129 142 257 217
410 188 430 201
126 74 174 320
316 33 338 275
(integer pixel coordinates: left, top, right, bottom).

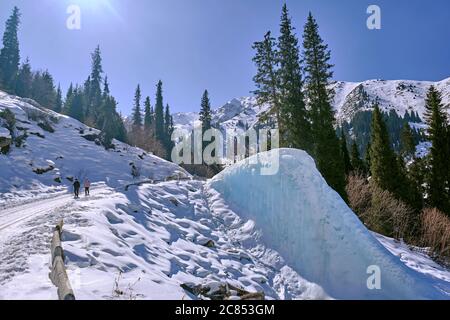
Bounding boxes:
172 77 450 132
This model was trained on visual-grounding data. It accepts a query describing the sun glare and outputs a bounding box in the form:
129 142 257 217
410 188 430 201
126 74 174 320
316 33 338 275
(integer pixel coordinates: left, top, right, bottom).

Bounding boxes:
74 0 122 20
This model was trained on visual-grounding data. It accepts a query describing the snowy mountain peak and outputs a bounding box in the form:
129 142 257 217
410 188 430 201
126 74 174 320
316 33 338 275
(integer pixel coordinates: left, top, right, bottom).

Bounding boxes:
173 77 450 131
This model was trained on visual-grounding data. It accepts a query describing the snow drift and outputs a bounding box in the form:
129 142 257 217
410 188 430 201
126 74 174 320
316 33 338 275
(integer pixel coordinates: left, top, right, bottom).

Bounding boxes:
208 149 450 299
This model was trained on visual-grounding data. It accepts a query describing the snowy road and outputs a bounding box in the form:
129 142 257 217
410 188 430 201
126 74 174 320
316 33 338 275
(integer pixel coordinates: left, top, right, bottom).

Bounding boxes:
0 185 105 243
0 192 74 232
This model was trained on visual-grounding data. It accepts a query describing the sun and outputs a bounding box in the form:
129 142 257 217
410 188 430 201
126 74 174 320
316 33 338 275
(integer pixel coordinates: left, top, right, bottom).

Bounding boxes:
73 0 122 21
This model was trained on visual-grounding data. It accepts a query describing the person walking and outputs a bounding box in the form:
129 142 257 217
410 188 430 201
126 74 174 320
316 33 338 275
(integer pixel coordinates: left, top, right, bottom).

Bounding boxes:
73 179 81 199
84 178 91 196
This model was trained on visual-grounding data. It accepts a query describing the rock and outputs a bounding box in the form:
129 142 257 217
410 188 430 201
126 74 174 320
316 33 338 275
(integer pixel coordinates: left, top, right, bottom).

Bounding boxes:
202 240 215 248
37 121 55 133
33 165 54 174
180 282 265 301
0 135 12 154
169 197 179 206
239 292 265 300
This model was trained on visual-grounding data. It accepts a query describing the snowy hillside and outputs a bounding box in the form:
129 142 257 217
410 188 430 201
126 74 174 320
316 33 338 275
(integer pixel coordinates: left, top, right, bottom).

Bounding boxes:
0 90 187 204
173 96 271 133
332 77 450 123
173 77 450 131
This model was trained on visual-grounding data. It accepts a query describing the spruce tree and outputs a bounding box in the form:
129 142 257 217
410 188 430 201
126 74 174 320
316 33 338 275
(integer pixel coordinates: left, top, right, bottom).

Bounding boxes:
54 84 63 113
252 31 282 140
31 70 56 108
424 85 449 213
0 7 20 92
278 4 311 151
66 87 84 122
15 58 32 98
87 46 103 125
164 104 174 157
144 96 153 130
199 90 212 134
131 84 142 128
199 90 212 160
40 70 56 108
340 132 353 175
400 123 416 158
63 83 74 114
103 76 110 98
302 12 346 197
369 104 402 196
350 141 365 174
154 80 165 140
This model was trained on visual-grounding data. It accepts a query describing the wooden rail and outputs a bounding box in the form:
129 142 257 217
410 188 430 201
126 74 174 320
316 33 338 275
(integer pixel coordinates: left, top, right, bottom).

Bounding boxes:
49 220 76 300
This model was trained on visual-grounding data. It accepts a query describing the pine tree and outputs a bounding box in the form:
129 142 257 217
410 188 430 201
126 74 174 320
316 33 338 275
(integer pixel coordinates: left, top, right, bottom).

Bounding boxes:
15 58 32 98
54 84 63 113
424 86 449 213
400 123 416 158
252 31 282 140
340 132 353 175
154 80 165 141
302 12 346 197
369 104 402 196
277 4 311 151
0 7 21 92
131 84 142 128
144 96 153 130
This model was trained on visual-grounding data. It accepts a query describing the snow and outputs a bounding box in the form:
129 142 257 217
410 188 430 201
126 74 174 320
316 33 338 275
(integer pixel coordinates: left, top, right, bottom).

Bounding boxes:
173 96 271 134
0 90 188 200
0 127 11 139
173 77 450 131
1 91 449 300
0 180 330 300
208 149 450 299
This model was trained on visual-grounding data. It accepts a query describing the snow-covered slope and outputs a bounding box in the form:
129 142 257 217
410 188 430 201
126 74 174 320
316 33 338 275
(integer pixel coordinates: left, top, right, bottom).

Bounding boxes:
173 97 271 133
173 77 450 130
208 149 450 299
0 90 187 204
332 77 450 123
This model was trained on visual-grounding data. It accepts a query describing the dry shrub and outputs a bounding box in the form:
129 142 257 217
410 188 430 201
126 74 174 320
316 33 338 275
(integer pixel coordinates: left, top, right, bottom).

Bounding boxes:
129 128 167 159
421 208 450 262
347 174 415 240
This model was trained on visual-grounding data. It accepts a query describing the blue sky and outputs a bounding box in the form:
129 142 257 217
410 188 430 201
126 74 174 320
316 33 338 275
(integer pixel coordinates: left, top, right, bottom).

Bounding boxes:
0 0 449 114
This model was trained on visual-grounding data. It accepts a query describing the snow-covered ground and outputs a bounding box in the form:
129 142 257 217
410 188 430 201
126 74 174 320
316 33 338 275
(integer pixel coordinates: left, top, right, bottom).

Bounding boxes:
1 92 449 300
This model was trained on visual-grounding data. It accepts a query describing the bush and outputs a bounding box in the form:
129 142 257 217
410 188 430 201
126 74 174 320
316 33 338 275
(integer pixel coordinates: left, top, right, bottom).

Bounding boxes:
420 208 450 263
0 109 16 131
347 174 416 240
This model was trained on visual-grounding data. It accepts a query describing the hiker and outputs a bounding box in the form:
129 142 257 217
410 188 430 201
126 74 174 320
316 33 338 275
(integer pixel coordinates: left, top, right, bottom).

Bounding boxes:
73 179 81 199
84 178 91 196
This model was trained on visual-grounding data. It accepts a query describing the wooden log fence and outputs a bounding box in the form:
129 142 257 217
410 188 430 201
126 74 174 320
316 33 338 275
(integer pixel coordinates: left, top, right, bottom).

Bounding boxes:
49 220 76 300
